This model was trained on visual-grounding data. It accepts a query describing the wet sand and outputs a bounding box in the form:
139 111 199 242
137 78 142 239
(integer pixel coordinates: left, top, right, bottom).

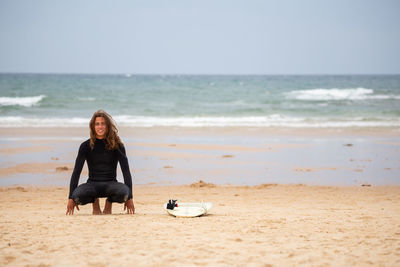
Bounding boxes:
1 127 399 187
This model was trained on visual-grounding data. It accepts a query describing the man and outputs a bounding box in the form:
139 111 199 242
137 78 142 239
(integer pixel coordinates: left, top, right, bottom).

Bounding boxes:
66 110 135 215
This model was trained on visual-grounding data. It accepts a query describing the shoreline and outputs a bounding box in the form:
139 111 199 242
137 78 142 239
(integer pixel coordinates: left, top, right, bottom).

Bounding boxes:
1 126 400 138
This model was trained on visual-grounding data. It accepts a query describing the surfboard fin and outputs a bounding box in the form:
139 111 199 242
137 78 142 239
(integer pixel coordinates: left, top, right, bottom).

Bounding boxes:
166 199 178 210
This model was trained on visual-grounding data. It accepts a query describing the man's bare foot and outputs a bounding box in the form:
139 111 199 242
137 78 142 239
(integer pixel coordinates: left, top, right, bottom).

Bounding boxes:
103 200 112 214
92 198 102 215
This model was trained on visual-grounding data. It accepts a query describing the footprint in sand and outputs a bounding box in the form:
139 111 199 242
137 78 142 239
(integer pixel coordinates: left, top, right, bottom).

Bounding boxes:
3 255 16 264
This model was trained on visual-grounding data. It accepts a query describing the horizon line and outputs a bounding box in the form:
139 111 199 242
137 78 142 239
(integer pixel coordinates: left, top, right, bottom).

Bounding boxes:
1 71 400 76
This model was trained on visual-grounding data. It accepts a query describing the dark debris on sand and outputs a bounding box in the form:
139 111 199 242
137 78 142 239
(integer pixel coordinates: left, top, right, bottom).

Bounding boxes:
190 180 216 188
56 166 69 172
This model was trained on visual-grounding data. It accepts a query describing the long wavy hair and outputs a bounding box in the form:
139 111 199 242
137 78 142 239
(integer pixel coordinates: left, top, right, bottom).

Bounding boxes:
89 110 123 150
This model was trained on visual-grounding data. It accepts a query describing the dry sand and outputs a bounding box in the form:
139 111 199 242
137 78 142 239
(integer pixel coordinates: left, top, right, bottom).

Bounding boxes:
1 184 400 266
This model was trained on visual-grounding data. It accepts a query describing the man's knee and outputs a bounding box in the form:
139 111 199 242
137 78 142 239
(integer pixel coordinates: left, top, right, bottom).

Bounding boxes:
107 184 129 203
71 185 96 205
71 194 95 205
72 196 83 205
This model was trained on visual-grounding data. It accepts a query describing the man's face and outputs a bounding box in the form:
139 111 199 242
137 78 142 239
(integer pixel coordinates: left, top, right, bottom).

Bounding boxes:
94 117 107 139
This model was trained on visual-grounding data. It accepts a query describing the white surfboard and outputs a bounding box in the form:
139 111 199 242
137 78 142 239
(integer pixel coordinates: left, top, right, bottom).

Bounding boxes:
164 202 213 218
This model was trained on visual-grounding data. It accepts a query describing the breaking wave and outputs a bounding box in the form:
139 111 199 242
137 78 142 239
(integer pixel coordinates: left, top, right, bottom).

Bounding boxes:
1 115 399 128
0 95 46 107
285 88 400 101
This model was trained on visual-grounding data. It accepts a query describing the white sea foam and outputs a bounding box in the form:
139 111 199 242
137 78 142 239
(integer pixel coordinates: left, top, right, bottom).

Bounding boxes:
0 95 46 107
0 116 88 127
1 115 399 128
285 88 400 101
113 114 304 127
77 97 96 101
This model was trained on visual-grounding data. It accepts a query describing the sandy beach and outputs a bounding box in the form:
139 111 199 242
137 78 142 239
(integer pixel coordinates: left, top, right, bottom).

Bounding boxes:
1 127 400 266
1 184 400 266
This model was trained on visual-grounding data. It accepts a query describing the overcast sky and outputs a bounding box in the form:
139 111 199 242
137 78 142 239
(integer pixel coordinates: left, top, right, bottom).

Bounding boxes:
0 0 399 74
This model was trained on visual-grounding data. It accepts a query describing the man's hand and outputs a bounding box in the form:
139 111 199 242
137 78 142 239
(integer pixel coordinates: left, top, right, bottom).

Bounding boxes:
124 199 135 214
66 199 80 215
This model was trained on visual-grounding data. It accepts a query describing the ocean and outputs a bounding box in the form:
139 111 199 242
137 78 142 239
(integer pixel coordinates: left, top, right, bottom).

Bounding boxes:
1 73 400 128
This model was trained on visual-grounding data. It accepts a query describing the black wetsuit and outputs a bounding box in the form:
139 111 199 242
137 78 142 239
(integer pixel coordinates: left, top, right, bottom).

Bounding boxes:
68 138 133 205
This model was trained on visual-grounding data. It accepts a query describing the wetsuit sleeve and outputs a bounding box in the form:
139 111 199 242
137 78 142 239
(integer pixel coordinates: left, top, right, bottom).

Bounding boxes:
68 142 87 199
118 145 133 200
